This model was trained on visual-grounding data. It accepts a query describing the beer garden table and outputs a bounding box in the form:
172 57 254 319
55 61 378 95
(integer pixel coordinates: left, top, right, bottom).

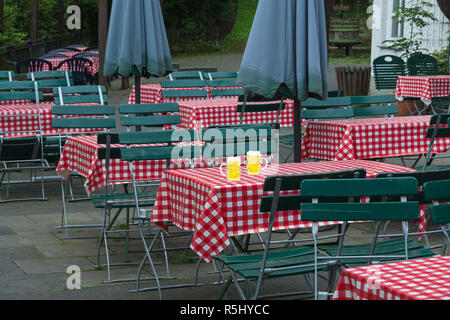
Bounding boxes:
41 56 99 76
151 160 420 262
333 255 450 300
395 75 450 105
301 116 450 161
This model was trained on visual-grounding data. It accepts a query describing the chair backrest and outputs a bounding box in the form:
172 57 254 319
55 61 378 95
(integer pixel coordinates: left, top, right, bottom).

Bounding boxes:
167 71 204 81
328 90 344 97
118 129 199 162
27 71 73 88
206 79 238 88
0 81 42 103
119 103 181 129
350 94 397 106
56 58 93 72
352 105 398 117
53 85 108 105
237 94 287 124
0 136 41 161
301 96 352 109
210 88 244 98
302 108 354 120
51 105 116 131
160 79 207 88
424 114 450 139
407 53 440 76
201 124 276 159
372 55 406 90
161 89 208 101
259 169 367 213
0 71 15 82
16 59 53 73
207 72 238 80
73 52 99 59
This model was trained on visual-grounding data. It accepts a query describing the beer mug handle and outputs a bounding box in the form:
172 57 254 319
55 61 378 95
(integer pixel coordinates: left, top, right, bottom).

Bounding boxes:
219 163 227 177
261 157 268 171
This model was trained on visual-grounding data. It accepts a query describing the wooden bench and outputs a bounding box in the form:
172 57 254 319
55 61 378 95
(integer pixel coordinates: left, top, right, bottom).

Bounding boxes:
329 39 362 57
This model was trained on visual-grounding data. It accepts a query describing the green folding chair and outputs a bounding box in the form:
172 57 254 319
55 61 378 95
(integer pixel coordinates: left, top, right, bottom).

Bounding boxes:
161 88 208 102
53 85 108 105
51 104 116 238
27 70 73 89
210 88 244 98
301 177 435 299
422 179 450 255
167 71 205 81
0 81 51 203
206 79 238 88
119 103 181 131
350 95 398 117
372 55 406 92
213 168 366 300
406 52 440 76
420 114 450 170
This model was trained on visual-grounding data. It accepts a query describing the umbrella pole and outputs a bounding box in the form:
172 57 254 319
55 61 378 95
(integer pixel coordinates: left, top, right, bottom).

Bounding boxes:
135 74 142 132
293 98 302 162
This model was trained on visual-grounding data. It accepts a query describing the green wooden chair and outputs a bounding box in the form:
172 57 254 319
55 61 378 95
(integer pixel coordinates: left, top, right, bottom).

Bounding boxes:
236 94 287 127
51 104 116 238
160 79 207 89
210 88 244 98
350 94 398 117
301 96 353 110
0 71 15 82
0 81 52 202
406 52 440 76
109 129 200 297
422 179 450 255
178 66 217 73
207 72 238 80
53 85 108 105
301 177 435 299
27 70 73 89
119 103 181 131
376 168 450 250
372 55 406 92
167 71 205 81
161 88 208 102
213 168 366 300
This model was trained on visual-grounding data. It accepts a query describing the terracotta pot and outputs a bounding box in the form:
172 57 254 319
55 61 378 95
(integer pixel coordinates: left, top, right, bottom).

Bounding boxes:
397 100 425 116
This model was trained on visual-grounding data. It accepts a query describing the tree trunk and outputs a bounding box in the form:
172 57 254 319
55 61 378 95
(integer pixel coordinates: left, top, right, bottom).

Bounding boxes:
31 0 38 41
58 0 64 37
0 0 4 33
98 0 109 88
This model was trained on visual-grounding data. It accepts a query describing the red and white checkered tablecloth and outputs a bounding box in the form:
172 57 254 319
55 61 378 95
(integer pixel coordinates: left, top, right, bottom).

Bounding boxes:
151 160 419 262
128 84 243 105
0 103 105 138
333 256 450 300
395 75 450 105
174 98 296 130
41 56 99 76
53 51 81 58
301 116 450 161
56 135 209 195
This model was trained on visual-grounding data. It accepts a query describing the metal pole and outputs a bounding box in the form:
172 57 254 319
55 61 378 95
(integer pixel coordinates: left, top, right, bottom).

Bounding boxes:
293 99 302 162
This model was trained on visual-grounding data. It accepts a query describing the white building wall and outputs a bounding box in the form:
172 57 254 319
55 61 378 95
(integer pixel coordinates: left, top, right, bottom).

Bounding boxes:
371 0 450 62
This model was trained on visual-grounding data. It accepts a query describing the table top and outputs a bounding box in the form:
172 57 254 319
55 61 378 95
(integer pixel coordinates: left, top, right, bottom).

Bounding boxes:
395 75 450 103
333 255 450 300
152 160 418 262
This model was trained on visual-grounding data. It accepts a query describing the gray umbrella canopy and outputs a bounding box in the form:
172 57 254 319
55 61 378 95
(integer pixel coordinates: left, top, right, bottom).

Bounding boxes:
237 0 328 162
103 0 173 78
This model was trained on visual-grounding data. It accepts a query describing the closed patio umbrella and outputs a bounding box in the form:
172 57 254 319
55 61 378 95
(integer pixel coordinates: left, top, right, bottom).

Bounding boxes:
104 0 172 104
237 0 328 162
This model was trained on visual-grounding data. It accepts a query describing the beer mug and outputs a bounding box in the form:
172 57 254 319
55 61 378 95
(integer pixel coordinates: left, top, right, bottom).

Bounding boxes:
246 151 268 176
220 157 241 181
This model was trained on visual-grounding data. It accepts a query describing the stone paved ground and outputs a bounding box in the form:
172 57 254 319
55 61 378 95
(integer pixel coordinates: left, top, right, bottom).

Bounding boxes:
0 54 447 301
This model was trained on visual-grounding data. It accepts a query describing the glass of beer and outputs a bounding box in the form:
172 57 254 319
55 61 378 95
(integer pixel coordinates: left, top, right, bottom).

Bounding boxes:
246 151 268 176
220 157 241 181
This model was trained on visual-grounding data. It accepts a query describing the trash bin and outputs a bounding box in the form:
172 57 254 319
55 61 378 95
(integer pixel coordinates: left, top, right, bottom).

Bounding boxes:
335 66 371 96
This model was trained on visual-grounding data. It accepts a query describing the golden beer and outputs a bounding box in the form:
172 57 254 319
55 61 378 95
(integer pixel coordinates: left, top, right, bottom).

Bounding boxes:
247 151 268 176
220 157 241 181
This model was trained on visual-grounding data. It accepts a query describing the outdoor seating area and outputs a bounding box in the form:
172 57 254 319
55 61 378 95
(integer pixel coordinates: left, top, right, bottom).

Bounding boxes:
0 0 449 306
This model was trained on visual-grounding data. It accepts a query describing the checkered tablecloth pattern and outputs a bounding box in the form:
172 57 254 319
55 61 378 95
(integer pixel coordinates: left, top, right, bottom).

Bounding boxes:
53 51 81 58
0 103 106 138
301 116 450 161
42 56 99 76
128 84 243 105
56 135 209 195
333 256 450 300
152 160 419 262
395 75 450 104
